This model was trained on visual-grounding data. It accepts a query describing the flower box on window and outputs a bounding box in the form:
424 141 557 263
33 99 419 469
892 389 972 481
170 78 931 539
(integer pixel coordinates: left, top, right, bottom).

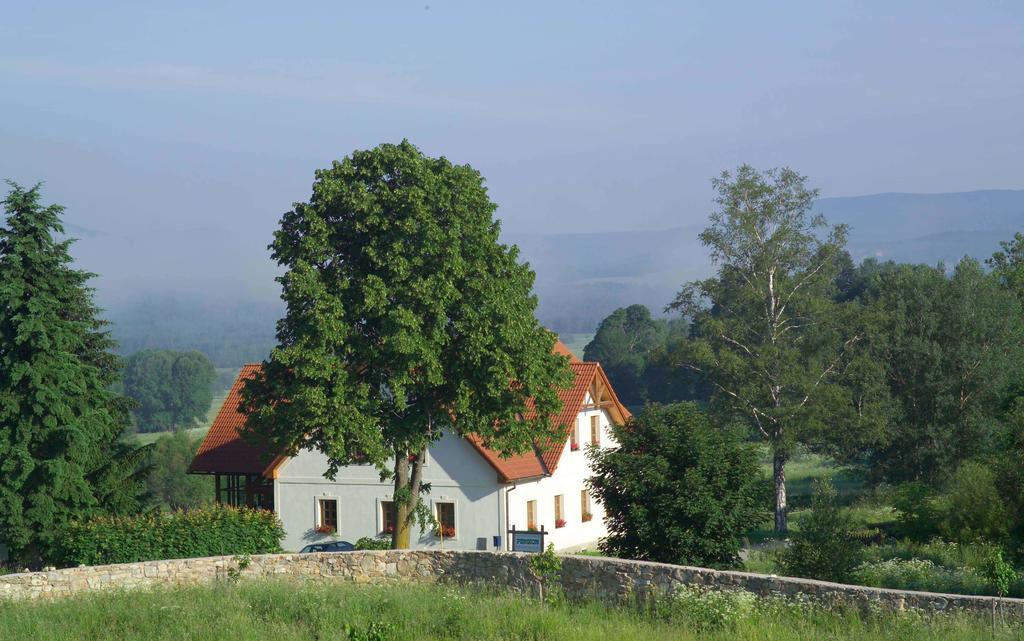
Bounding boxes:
555 518 566 529
383 525 395 535
434 526 456 538
315 524 336 534
570 443 579 451
582 513 593 523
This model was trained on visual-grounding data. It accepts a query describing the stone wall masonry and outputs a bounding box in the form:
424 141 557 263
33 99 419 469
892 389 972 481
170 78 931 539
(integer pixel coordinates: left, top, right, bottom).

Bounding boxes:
1 550 1023 618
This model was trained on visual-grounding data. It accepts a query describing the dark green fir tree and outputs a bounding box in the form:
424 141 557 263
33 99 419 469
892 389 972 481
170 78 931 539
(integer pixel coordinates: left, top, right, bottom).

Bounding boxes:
0 182 147 566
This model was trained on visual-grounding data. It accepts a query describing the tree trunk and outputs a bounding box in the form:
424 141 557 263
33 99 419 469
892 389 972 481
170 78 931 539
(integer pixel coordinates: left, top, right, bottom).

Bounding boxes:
392 452 411 549
773 449 788 533
390 447 426 549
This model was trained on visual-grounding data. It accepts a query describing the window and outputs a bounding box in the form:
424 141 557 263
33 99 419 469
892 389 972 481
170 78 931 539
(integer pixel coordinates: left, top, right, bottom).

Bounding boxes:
317 498 338 534
526 500 538 531
581 489 592 522
215 474 273 510
435 501 456 538
554 495 565 528
381 500 397 535
590 415 601 446
570 422 579 451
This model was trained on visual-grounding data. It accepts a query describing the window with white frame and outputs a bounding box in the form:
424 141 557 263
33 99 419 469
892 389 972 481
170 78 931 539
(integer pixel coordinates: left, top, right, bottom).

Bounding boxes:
434 501 456 538
316 497 339 534
380 500 397 536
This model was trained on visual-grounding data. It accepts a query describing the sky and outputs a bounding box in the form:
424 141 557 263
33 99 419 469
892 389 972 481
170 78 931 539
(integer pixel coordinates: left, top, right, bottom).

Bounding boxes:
1 1 1022 302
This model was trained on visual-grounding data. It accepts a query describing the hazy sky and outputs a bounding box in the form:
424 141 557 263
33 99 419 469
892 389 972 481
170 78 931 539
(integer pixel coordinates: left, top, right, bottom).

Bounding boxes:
1 2 1022 300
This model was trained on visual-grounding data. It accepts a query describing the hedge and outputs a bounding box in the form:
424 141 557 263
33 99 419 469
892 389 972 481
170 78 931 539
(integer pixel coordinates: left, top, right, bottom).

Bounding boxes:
53 505 285 567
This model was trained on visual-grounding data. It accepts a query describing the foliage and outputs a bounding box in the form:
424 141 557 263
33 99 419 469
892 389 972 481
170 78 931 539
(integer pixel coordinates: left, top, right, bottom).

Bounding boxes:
651 586 757 631
52 504 283 567
852 558 991 596
780 478 862 582
344 621 396 641
939 461 1009 544
354 536 392 550
982 548 1017 598
582 305 701 407
0 183 148 566
588 403 767 568
855 259 1024 484
122 348 216 432
987 231 1024 298
240 140 572 548
891 482 943 541
2 580 1020 641
144 431 214 510
667 165 873 532
529 543 564 604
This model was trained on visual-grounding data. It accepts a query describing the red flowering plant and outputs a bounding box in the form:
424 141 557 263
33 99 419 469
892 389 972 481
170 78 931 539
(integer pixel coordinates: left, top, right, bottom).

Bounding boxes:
570 443 580 452
315 524 336 534
383 525 395 535
434 526 456 538
555 518 566 529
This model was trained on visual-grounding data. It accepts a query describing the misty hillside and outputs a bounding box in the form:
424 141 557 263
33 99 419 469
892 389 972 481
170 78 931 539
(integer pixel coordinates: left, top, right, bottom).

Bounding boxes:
89 189 1023 366
518 189 1023 333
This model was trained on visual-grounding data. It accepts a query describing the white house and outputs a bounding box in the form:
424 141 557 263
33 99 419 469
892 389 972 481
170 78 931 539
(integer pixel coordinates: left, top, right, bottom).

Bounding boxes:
189 341 631 553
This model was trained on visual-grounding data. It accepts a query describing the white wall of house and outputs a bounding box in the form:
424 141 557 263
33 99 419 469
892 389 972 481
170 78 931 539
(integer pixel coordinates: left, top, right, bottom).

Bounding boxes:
274 431 505 552
506 397 616 551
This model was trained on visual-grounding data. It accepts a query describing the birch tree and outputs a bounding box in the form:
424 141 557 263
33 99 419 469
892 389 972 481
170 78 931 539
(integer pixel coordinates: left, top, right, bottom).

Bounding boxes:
668 166 860 533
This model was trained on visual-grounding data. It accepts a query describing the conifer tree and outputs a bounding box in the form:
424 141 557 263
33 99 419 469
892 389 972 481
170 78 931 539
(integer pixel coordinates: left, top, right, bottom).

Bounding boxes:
0 182 146 565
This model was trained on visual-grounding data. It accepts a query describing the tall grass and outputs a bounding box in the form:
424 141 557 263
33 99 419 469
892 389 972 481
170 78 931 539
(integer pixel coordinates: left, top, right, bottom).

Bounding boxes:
0 580 1018 641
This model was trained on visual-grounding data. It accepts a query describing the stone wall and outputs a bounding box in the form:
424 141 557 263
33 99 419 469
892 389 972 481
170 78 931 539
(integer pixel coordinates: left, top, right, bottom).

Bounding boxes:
1 550 1022 617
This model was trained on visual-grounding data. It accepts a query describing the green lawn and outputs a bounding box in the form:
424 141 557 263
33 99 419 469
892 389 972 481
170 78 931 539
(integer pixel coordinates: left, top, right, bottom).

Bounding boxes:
0 580 1016 641
127 390 227 446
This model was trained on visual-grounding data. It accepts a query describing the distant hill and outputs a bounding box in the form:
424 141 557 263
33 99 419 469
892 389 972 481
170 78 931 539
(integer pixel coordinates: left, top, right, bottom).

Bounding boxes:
86 189 1021 365
519 190 1023 334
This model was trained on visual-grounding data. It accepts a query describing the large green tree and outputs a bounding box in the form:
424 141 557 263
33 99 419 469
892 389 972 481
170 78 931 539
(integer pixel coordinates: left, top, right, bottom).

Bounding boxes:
587 402 766 568
858 259 1024 483
668 166 871 532
241 141 572 548
0 183 147 565
122 348 216 432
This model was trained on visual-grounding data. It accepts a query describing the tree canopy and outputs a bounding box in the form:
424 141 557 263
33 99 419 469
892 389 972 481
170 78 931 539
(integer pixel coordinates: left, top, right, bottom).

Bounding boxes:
122 349 216 432
587 402 766 568
582 305 698 407
0 182 147 565
241 141 572 548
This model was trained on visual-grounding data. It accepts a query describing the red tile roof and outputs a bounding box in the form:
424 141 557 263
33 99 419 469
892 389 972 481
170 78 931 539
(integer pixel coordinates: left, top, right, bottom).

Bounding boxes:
189 340 630 482
188 364 268 475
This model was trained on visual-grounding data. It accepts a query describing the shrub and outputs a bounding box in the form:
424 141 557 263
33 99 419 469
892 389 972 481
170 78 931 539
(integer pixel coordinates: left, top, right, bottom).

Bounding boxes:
940 461 1009 544
891 482 943 541
588 403 767 568
53 504 284 567
780 477 862 582
354 536 392 551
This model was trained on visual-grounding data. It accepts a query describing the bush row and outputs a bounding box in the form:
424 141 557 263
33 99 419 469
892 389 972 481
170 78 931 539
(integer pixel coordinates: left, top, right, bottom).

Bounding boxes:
53 505 284 567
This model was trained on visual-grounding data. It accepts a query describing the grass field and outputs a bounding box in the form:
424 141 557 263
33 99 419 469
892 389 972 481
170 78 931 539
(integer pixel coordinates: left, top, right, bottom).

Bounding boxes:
560 333 595 360
0 580 1017 641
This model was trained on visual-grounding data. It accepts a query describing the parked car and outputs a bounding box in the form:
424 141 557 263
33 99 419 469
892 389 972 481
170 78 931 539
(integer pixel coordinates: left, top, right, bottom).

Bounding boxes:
299 540 355 553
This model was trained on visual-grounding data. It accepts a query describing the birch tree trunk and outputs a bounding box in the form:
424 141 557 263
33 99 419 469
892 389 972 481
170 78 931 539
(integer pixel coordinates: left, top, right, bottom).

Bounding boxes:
773 449 788 533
